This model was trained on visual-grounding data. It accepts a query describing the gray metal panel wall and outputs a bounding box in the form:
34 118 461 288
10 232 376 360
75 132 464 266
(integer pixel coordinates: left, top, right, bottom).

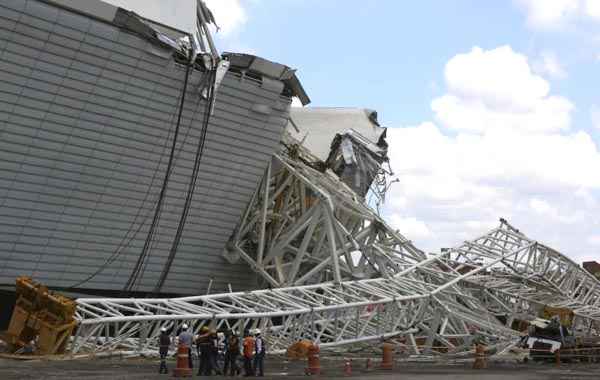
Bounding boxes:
0 0 291 294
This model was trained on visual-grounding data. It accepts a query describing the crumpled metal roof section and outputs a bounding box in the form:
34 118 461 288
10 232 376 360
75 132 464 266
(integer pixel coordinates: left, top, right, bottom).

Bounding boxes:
287 108 385 162
0 0 296 294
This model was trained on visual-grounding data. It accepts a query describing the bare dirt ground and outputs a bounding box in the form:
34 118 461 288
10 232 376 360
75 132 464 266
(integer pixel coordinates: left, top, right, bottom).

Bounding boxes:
1 356 600 380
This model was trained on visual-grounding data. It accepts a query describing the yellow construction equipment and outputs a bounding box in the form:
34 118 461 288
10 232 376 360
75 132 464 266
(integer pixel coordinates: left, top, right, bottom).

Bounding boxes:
6 277 77 355
542 306 574 328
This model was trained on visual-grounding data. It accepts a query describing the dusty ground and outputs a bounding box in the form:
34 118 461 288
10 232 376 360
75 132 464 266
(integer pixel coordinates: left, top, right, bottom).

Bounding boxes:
1 356 600 380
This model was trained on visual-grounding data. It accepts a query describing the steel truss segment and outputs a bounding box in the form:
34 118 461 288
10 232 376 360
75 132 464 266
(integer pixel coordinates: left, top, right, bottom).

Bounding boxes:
228 153 425 289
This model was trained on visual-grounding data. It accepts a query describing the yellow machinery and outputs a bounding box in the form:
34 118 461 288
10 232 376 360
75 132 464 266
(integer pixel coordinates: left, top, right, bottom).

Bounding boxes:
6 277 77 355
541 306 574 328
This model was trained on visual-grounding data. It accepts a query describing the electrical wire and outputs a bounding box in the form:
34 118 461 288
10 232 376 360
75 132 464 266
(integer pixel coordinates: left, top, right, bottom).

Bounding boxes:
66 75 209 290
66 67 199 291
122 58 194 292
153 66 218 293
70 63 212 291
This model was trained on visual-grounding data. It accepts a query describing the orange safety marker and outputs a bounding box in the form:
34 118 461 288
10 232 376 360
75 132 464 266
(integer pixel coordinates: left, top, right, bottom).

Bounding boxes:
473 344 487 369
555 349 561 368
305 343 321 375
365 357 373 371
173 343 192 377
381 342 393 369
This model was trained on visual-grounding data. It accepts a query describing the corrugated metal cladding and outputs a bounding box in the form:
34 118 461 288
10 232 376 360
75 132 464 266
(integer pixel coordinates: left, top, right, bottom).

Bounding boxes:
0 0 292 295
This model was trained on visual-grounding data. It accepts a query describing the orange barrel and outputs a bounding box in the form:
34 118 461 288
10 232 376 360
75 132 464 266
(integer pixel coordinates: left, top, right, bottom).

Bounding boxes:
306 343 321 375
381 342 393 369
473 344 487 369
173 343 192 377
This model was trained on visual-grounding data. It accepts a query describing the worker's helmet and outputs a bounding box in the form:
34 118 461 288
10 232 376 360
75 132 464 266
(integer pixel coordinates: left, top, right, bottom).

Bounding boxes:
182 323 189 330
201 326 209 332
254 329 261 335
160 327 167 332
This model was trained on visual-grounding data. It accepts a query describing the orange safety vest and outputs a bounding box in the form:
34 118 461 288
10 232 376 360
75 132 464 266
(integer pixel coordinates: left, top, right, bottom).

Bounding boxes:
243 336 255 358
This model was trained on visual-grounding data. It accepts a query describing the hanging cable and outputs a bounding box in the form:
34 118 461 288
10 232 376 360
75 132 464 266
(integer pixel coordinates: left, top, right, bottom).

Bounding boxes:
122 57 194 293
67 72 212 290
153 66 218 293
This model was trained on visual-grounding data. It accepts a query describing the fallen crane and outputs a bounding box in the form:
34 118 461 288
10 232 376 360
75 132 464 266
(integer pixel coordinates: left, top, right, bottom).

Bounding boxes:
70 219 600 358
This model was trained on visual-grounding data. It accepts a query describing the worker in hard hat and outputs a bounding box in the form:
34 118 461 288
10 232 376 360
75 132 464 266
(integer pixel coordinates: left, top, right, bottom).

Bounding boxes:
242 330 255 377
209 330 222 375
158 327 171 374
224 330 240 376
196 326 212 375
253 329 266 377
178 324 194 370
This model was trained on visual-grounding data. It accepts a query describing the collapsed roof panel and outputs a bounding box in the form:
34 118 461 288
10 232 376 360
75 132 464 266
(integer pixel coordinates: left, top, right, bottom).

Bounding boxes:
286 107 386 162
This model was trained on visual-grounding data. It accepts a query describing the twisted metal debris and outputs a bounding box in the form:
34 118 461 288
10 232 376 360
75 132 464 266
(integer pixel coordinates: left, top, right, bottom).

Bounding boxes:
70 126 600 356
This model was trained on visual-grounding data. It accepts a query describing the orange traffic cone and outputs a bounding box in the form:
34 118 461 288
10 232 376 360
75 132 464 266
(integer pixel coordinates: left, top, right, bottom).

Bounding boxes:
173 343 192 377
344 358 352 376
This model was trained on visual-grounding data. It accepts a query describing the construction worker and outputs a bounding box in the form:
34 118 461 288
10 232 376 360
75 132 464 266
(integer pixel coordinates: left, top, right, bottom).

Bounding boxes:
209 330 222 375
224 330 240 376
158 327 171 374
242 329 255 377
217 332 226 370
196 326 212 376
178 324 194 370
253 329 266 377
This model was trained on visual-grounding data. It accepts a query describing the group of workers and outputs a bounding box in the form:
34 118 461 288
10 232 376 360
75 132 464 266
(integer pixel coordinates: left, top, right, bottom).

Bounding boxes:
159 324 266 376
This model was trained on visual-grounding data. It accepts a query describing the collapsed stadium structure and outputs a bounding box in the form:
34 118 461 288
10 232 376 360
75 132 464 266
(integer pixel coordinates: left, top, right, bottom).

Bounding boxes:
1 0 600 358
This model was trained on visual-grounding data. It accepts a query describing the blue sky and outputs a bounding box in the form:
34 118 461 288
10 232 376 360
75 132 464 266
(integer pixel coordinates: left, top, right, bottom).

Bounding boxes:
237 1 527 125
105 0 600 262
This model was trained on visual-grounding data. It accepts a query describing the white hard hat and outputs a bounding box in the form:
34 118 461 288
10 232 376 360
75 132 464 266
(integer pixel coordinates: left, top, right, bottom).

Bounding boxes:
182 323 189 329
161 327 167 332
254 329 261 335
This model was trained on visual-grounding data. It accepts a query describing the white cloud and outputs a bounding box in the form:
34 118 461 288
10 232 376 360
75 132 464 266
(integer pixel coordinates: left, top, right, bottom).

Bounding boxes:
205 0 247 36
516 0 579 28
533 51 567 79
384 45 600 262
516 0 600 28
388 215 431 240
529 198 554 214
431 46 573 134
588 235 600 246
103 0 247 36
585 0 600 20
529 198 584 223
592 105 600 129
